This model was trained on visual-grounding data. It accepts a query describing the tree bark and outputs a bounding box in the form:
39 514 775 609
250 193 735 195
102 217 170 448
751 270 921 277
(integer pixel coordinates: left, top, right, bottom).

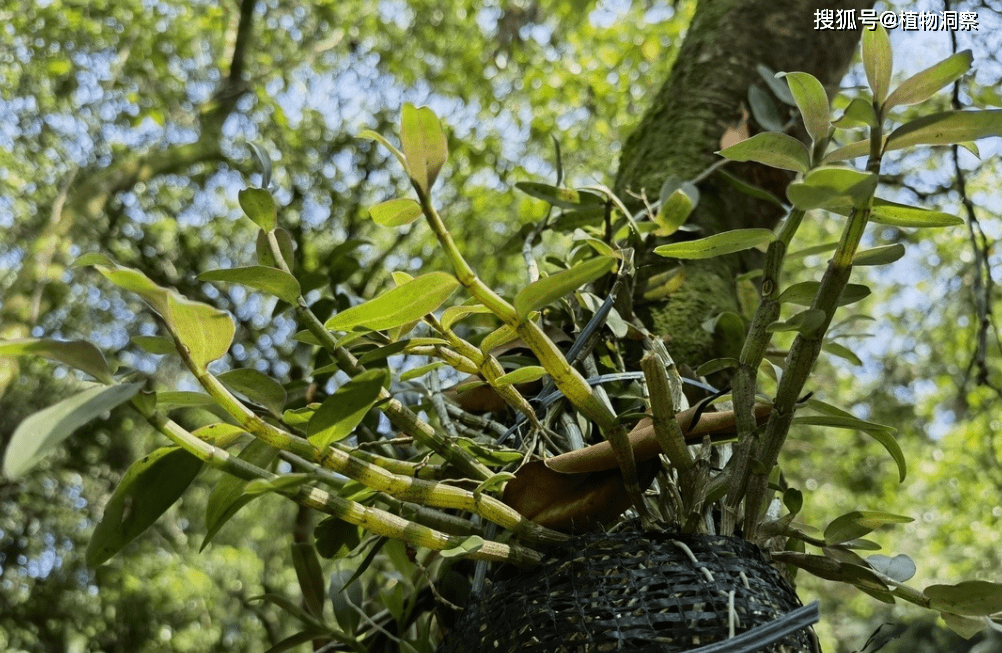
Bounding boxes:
616 0 874 369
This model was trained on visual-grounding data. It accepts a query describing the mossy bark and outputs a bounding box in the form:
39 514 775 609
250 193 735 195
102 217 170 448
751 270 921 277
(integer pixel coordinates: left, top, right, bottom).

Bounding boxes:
617 0 874 369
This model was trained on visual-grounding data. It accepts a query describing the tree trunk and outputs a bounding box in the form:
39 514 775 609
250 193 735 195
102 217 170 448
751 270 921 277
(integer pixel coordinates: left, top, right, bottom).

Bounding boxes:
617 0 873 369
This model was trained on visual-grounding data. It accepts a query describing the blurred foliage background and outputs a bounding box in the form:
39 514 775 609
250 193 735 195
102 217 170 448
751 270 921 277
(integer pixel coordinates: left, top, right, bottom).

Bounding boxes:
1 0 1001 651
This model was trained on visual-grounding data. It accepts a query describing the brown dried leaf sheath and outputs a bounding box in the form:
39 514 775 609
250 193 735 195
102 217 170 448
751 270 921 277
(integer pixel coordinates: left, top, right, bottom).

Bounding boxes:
502 403 772 532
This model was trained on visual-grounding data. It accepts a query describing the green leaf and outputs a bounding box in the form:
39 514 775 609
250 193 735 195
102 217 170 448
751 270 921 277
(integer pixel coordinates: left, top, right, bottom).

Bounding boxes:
87 446 204 566
886 110 1002 151
401 103 448 193
155 391 215 408
822 341 863 366
328 565 364 635
885 50 973 110
717 132 811 173
783 488 803 516
926 581 1002 617
202 439 279 551
824 510 912 545
869 198 963 228
786 167 878 211
369 197 423 227
748 83 785 132
440 535 485 558
132 335 177 355
832 98 878 130
822 138 877 163
694 357 739 377
653 178 699 236
767 309 826 336
778 281 870 307
198 266 301 304
495 366 548 386
717 169 785 208
238 188 277 231
940 613 987 639
308 370 387 450
513 256 617 318
515 182 605 209
655 228 776 260
852 243 906 266
88 260 234 372
399 361 446 382
867 553 916 582
780 71 830 143
314 517 362 559
757 64 796 106
3 383 142 479
479 324 517 355
325 272 460 332
218 368 288 415
862 25 892 106
440 302 492 330
0 338 114 384
292 542 327 619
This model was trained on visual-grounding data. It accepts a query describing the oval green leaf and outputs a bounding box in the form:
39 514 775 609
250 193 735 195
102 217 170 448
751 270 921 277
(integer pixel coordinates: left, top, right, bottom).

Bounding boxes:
369 197 423 227
852 243 906 266
3 383 142 479
780 71 830 143
495 366 548 386
926 580 1002 617
655 228 776 260
0 338 114 384
325 272 460 332
778 281 870 307
717 132 811 173
87 446 204 566
833 98 878 130
198 266 302 304
238 188 277 231
401 103 448 194
308 370 387 450
514 256 617 318
884 50 973 110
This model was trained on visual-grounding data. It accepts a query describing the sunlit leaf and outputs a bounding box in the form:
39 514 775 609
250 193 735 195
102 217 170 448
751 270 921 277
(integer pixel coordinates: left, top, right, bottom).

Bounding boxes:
886 110 1002 151
862 25 892 106
308 370 387 450
786 167 877 210
0 338 113 384
198 266 301 304
717 132 811 173
653 178 699 236
3 383 142 479
132 335 177 355
238 188 277 230
822 341 863 366
514 256 617 318
885 51 973 110
869 198 963 227
87 446 204 565
832 98 878 129
655 229 776 260
401 103 448 193
359 129 407 170
780 71 830 143
369 197 423 227
325 272 460 332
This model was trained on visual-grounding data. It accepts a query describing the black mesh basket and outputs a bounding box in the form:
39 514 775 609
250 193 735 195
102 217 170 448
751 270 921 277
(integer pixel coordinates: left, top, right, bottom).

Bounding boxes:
439 526 816 653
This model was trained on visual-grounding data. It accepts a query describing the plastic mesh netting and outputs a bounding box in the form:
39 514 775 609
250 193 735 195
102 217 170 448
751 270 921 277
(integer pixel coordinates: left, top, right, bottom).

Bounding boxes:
439 527 815 653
